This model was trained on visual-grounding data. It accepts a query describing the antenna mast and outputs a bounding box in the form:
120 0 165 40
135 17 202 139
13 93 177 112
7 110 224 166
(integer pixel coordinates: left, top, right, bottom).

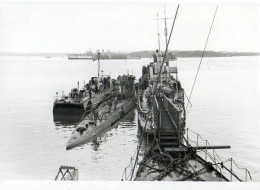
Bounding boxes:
164 4 168 52
97 50 100 87
156 13 161 52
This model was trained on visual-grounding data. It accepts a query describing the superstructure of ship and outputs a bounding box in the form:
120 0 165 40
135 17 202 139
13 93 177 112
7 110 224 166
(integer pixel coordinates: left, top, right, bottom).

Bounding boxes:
53 53 114 124
121 5 252 182
66 74 136 150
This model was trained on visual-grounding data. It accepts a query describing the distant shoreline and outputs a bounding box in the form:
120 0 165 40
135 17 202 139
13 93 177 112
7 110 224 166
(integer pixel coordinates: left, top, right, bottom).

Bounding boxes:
128 50 260 58
0 50 259 58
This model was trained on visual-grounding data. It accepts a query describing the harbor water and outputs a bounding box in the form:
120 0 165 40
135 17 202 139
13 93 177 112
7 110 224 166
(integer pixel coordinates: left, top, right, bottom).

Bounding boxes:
0 56 259 181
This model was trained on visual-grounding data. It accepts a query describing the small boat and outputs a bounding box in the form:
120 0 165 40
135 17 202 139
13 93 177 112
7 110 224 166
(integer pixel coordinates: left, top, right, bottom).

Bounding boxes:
66 97 136 150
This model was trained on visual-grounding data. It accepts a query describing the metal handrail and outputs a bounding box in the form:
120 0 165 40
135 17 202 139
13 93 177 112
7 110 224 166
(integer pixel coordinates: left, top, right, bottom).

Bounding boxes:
162 93 180 112
161 93 182 141
152 95 161 133
153 95 159 111
163 102 179 131
185 128 252 182
121 147 139 181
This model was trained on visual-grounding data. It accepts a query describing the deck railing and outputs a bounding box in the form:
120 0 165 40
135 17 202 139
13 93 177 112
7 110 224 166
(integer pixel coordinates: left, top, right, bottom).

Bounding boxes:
121 148 139 181
184 128 252 182
161 93 182 143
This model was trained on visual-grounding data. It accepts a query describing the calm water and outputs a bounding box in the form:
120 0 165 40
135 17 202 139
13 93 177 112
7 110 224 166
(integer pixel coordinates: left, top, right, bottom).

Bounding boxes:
0 56 259 181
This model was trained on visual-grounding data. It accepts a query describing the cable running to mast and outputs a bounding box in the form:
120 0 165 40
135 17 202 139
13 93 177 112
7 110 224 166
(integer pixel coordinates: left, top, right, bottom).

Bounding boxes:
129 4 180 181
186 6 218 111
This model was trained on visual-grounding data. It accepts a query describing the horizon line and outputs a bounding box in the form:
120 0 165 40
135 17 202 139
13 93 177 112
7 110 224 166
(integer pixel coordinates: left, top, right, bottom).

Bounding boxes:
0 50 259 54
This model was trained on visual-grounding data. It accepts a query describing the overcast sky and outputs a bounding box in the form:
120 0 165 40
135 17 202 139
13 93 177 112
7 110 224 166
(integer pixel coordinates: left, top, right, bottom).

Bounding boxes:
0 3 259 53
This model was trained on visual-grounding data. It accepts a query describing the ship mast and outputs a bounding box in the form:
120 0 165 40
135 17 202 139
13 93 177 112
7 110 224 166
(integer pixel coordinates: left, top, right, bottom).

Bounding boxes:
164 4 168 52
156 13 162 83
97 50 101 87
163 5 168 82
154 5 175 83
129 5 180 180
156 13 161 52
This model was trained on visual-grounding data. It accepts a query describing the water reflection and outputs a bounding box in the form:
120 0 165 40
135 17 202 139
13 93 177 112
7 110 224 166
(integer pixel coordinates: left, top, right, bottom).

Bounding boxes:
54 109 137 155
87 110 136 151
91 139 100 151
53 109 84 143
53 108 85 126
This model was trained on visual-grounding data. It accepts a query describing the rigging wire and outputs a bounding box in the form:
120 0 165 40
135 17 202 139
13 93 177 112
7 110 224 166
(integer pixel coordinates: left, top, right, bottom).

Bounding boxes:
186 5 218 112
129 5 251 182
129 4 180 181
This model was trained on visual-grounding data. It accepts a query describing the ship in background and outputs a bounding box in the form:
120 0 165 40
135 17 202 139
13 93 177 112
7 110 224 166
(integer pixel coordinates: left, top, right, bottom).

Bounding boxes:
68 49 141 60
67 50 94 59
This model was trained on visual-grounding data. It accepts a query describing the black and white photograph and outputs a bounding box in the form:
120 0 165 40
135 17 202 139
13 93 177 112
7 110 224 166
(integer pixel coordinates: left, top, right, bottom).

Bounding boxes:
0 0 259 189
